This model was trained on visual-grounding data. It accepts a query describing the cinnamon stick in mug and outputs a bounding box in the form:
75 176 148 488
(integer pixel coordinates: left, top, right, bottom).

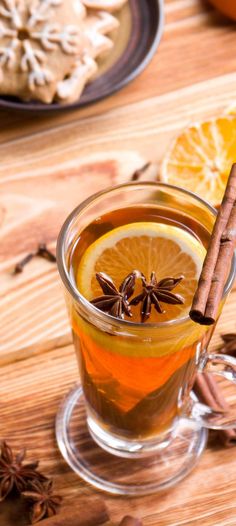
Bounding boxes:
190 163 236 325
220 333 236 356
194 373 236 447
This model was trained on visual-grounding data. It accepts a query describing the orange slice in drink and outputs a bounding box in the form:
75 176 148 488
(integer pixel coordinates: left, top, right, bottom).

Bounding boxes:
77 222 206 323
161 116 236 207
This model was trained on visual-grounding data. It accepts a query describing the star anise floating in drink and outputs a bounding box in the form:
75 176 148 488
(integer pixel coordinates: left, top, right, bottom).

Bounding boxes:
91 271 136 319
130 272 184 322
91 270 184 322
0 441 45 502
22 479 62 524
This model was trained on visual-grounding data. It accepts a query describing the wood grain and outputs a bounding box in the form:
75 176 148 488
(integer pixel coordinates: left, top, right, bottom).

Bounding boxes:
0 305 235 526
1 0 236 524
2 70 236 359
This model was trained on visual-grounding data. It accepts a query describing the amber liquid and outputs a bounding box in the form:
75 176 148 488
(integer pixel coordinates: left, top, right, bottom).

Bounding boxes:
70 206 212 439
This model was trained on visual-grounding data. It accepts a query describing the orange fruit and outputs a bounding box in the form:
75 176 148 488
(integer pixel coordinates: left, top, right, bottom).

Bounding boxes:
77 221 206 324
208 0 236 20
74 221 207 376
161 116 236 207
77 329 197 409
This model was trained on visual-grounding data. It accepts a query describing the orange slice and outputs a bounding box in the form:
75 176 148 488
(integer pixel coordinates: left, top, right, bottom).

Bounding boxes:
77 222 206 323
161 116 236 207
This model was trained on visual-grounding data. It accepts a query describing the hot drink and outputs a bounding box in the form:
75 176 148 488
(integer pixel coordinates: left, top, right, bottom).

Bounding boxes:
70 204 212 438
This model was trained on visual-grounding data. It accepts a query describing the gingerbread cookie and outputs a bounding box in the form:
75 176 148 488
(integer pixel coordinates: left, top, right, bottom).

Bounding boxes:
0 0 128 104
83 0 128 11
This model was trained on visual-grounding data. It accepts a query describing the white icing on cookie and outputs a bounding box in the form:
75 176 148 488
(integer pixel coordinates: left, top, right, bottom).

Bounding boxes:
0 36 18 77
0 0 24 29
84 11 119 57
0 0 128 104
0 0 81 92
57 54 97 102
28 0 62 28
31 23 80 54
21 40 54 90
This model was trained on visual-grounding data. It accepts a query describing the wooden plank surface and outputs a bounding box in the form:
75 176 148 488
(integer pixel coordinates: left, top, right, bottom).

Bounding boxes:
1 0 236 360
1 0 236 524
1 298 236 526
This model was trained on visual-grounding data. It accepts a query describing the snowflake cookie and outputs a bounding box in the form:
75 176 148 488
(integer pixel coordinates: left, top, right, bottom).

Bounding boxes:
0 0 128 104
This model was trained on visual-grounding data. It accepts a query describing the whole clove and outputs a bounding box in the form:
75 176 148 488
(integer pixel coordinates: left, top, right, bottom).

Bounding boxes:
13 253 35 274
131 163 151 181
13 244 56 274
37 244 57 263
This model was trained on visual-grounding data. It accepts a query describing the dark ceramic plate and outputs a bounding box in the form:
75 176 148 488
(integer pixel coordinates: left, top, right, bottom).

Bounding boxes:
0 0 164 112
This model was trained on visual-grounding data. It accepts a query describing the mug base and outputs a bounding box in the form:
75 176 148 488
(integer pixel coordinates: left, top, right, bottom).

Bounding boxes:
56 384 208 496
87 410 175 459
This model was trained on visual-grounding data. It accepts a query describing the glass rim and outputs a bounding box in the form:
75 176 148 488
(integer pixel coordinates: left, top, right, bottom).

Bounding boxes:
57 181 236 331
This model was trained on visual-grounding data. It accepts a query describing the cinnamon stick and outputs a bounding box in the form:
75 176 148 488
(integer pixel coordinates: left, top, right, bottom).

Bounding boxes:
194 373 236 447
190 163 236 325
220 333 236 357
119 517 143 526
30 497 109 526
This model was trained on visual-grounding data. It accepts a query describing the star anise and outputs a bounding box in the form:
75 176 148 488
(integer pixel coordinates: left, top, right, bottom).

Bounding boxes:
22 479 62 524
0 441 46 502
130 272 184 322
220 333 236 356
91 271 136 319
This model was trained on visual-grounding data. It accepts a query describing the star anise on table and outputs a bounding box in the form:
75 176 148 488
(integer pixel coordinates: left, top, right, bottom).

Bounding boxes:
220 333 236 356
0 441 46 502
91 271 137 319
130 272 184 322
22 479 62 524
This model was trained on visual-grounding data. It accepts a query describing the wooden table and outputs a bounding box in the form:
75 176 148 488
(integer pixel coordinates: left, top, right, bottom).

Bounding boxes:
1 1 236 524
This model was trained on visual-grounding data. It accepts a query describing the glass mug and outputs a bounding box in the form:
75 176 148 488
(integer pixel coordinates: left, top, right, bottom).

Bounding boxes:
56 182 236 495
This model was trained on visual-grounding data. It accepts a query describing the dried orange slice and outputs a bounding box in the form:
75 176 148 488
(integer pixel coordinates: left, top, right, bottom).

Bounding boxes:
77 222 206 323
161 116 236 207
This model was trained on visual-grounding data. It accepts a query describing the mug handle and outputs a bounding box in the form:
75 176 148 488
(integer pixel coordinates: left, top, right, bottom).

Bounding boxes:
185 353 236 429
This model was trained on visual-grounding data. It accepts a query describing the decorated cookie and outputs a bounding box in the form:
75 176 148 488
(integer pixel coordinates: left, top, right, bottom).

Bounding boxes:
83 0 128 11
0 0 127 104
